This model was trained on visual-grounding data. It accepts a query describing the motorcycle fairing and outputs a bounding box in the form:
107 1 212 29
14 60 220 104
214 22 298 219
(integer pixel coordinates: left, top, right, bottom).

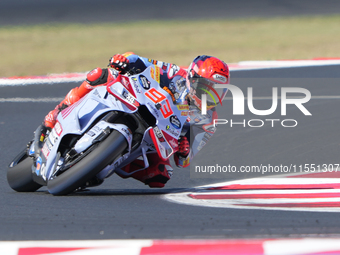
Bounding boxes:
107 78 140 111
33 86 134 183
33 66 188 184
107 65 187 160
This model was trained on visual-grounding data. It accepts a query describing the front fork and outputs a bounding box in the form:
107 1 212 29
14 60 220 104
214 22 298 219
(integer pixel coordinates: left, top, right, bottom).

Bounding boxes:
29 124 49 158
96 146 150 179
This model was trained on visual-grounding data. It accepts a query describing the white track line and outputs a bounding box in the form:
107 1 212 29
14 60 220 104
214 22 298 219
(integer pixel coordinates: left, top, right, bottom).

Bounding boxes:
1 59 339 86
238 59 340 68
0 75 86 86
163 175 340 212
0 97 64 103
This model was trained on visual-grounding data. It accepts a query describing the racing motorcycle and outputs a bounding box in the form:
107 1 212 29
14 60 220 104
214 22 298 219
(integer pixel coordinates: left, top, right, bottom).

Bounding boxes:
7 66 189 195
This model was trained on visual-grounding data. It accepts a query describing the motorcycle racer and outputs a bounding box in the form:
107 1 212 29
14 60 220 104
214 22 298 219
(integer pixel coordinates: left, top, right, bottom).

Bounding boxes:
42 52 230 188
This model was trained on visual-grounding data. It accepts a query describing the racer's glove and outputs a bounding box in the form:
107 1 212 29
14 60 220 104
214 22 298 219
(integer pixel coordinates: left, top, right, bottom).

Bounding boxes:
109 54 130 74
177 136 190 157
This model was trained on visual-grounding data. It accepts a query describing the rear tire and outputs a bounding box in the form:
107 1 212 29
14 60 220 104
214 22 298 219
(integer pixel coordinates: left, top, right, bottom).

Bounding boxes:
47 130 127 196
7 154 42 192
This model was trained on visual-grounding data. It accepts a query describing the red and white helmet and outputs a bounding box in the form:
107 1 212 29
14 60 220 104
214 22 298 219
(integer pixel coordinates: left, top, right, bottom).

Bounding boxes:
187 55 229 109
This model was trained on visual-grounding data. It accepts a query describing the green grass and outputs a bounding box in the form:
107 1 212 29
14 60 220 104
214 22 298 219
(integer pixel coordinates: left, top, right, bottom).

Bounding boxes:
1 15 340 77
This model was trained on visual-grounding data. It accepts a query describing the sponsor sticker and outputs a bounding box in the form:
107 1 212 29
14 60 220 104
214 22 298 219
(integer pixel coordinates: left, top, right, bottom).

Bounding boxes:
45 137 53 150
139 75 151 90
154 66 160 84
131 77 141 93
166 128 180 137
121 76 131 89
147 102 160 117
170 115 181 129
168 138 178 149
213 74 227 83
54 121 63 136
41 143 50 158
183 157 190 167
122 90 137 105
150 66 161 84
153 126 165 142
150 68 155 80
177 105 189 111
148 59 157 64
181 111 188 116
154 126 162 138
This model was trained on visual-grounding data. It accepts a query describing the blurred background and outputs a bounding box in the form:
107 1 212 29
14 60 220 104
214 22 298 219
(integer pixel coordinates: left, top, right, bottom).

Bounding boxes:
1 0 340 77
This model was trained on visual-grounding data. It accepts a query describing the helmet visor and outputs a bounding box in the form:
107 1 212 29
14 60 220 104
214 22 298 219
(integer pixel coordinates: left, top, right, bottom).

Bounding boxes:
189 76 227 106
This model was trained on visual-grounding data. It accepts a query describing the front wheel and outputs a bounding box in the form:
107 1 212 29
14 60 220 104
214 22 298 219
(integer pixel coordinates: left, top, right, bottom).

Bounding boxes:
47 130 128 196
7 150 42 192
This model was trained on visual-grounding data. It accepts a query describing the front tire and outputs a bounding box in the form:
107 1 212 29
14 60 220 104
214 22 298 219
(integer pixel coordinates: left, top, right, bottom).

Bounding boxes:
47 130 127 196
7 152 42 192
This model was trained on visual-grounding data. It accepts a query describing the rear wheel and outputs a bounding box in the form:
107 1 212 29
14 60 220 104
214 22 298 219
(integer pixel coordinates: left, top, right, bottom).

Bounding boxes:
47 130 127 196
7 151 42 192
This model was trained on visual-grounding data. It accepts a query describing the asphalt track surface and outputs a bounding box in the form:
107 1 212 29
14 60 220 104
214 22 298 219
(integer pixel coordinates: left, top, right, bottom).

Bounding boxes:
1 0 340 26
1 65 340 240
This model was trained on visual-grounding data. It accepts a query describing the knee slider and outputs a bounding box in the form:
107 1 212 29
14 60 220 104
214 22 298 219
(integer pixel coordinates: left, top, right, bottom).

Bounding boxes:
86 68 109 86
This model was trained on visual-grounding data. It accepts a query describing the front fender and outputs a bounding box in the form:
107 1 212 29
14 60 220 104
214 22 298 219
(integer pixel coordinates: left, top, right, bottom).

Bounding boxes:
74 120 133 154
